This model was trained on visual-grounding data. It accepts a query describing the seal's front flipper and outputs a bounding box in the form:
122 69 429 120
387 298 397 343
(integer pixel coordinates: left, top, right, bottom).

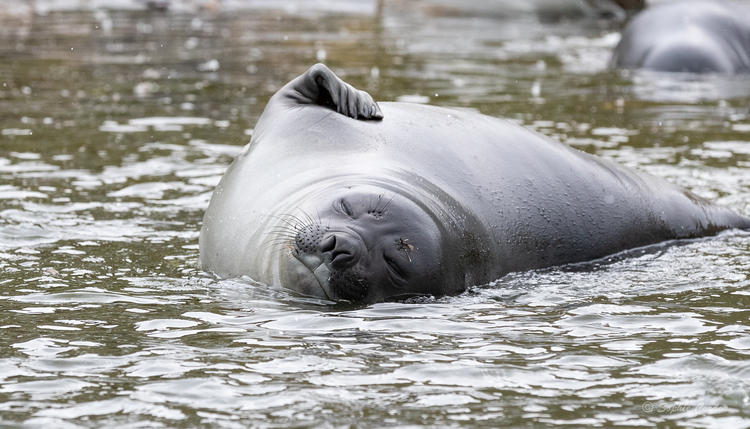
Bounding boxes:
287 63 383 120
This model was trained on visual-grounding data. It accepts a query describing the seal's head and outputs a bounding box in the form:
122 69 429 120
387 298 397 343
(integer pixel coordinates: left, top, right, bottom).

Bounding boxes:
276 185 454 303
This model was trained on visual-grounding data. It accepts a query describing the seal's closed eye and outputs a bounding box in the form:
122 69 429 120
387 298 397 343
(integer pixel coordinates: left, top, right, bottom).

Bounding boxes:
340 200 355 217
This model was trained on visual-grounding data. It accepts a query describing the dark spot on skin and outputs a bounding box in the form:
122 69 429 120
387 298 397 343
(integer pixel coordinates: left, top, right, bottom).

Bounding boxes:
459 231 492 277
396 237 414 261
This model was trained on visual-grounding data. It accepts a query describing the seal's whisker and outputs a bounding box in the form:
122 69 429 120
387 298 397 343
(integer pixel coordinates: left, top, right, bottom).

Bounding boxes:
269 214 303 230
262 225 299 242
274 220 298 231
283 213 306 226
283 213 312 230
272 212 306 226
263 239 295 249
379 193 396 214
268 244 296 258
264 230 299 240
314 205 322 225
261 237 296 247
266 224 299 233
265 243 296 252
298 209 315 226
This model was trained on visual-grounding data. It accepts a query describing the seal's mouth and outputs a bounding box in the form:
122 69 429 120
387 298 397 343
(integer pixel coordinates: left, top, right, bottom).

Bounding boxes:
289 252 335 300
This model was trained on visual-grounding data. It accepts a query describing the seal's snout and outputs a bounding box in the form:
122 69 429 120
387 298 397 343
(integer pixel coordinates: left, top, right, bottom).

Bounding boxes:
289 221 370 302
292 222 361 270
321 233 360 270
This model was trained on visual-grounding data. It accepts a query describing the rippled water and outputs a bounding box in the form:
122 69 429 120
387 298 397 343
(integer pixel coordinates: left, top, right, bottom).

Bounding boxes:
2 1 750 427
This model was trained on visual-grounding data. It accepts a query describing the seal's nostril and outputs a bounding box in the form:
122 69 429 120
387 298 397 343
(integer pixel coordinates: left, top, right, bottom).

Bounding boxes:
320 233 360 269
320 235 336 253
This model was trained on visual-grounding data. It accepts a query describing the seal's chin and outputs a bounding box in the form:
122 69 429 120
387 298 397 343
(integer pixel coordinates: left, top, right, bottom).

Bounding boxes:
279 253 335 300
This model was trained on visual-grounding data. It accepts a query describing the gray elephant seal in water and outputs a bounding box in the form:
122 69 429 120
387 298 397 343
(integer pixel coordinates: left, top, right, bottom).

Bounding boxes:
199 64 750 303
611 1 750 74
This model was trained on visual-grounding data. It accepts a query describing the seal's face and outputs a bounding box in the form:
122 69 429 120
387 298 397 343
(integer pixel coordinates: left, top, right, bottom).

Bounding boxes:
277 186 444 303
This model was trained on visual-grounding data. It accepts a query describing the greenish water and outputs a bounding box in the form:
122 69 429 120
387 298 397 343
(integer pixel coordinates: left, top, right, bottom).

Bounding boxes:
1 1 750 427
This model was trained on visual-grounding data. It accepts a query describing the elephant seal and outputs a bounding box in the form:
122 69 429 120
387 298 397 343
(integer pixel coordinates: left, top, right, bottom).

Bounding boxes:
611 1 750 74
199 64 750 303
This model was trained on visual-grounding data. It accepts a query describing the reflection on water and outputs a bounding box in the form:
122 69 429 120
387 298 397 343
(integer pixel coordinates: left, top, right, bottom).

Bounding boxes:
1 0 750 427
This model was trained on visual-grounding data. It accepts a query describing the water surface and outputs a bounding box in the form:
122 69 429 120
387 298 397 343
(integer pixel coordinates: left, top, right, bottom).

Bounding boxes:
2 1 750 427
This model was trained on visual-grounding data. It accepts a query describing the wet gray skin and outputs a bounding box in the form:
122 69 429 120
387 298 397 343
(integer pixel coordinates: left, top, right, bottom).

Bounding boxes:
611 1 750 74
199 64 750 304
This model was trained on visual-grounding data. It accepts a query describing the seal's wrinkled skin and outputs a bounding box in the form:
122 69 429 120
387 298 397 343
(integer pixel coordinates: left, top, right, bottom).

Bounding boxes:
199 64 750 304
611 1 750 74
